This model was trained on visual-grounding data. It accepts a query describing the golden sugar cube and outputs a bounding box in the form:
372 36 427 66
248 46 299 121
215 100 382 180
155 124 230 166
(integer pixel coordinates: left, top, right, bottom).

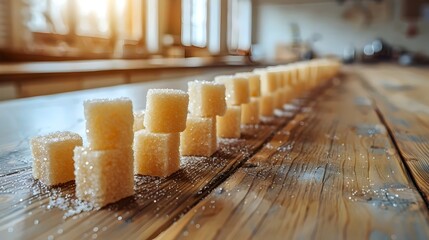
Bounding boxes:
241 98 260 125
84 98 133 150
144 89 189 133
31 131 82 186
253 69 278 95
297 63 310 82
235 72 261 97
289 67 299 86
73 147 134 208
273 90 284 109
281 68 292 87
216 106 241 138
267 68 285 88
281 86 292 104
215 75 250 106
309 63 320 87
134 130 180 177
188 80 226 117
180 117 217 157
259 94 274 117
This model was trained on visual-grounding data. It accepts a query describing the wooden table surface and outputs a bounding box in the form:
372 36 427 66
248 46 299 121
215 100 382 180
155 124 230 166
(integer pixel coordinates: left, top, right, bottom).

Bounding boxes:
0 64 428 240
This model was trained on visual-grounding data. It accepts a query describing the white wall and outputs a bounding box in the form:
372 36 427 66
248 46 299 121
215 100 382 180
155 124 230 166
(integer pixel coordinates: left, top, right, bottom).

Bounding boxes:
253 0 429 60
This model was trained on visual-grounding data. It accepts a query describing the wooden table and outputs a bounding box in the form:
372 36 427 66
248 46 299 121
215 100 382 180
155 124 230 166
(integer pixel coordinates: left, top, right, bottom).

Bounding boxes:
0 64 428 239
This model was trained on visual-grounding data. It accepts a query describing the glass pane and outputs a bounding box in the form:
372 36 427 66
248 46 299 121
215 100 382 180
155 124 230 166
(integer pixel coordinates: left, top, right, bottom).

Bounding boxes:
130 0 143 39
182 0 191 46
147 0 158 52
26 0 69 34
182 0 208 47
76 0 110 37
238 0 251 50
208 0 220 53
27 0 49 33
191 0 207 47
228 0 252 51
49 0 69 34
115 0 126 37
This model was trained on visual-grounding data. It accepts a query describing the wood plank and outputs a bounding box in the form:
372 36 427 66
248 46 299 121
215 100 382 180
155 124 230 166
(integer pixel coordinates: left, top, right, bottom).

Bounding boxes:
357 65 429 204
0 74 326 239
0 123 279 239
157 73 429 239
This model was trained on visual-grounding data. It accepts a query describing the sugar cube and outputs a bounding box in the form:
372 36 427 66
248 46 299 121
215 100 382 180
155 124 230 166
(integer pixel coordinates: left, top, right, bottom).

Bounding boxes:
215 75 250 106
180 117 217 157
281 86 292 104
259 94 274 117
235 72 261 97
298 64 310 82
289 67 299 86
144 89 189 133
134 130 180 177
309 63 320 88
281 68 292 87
241 98 260 125
73 147 134 208
273 90 284 109
188 80 226 117
253 69 278 95
267 68 284 88
133 110 145 131
84 98 133 150
30 131 82 186
216 106 241 138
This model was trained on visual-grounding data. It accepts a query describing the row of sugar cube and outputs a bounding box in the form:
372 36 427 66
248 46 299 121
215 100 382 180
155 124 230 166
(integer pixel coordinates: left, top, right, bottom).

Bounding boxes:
30 59 341 208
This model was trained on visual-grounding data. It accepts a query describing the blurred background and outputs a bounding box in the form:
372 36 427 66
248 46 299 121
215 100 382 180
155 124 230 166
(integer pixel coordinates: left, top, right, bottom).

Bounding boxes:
0 0 428 100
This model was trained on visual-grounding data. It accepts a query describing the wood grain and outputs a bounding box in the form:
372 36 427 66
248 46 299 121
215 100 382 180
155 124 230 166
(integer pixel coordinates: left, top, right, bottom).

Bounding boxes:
0 78 325 239
0 124 277 239
2 65 428 240
357 65 429 204
157 73 429 239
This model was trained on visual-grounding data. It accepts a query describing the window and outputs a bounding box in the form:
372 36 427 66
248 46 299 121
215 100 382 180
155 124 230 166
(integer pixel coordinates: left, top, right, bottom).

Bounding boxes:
228 0 252 52
208 0 221 53
22 0 146 57
13 0 254 58
115 0 143 40
182 0 208 47
27 0 143 39
76 0 110 37
146 0 159 52
27 0 69 34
